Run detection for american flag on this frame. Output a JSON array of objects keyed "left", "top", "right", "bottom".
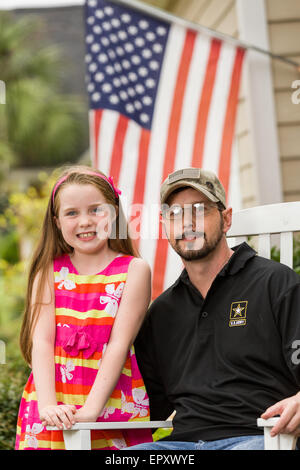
[{"left": 84, "top": 0, "right": 245, "bottom": 299}]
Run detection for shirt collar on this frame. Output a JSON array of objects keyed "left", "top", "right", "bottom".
[
  {"left": 176, "top": 242, "right": 257, "bottom": 288},
  {"left": 219, "top": 242, "right": 257, "bottom": 276}
]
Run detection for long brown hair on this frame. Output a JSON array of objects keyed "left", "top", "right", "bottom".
[{"left": 20, "top": 165, "right": 139, "bottom": 365}]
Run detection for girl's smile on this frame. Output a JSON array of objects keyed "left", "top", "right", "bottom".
[{"left": 77, "top": 231, "right": 97, "bottom": 241}]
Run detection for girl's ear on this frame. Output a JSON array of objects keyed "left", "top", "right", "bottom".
[
  {"left": 111, "top": 204, "right": 118, "bottom": 223},
  {"left": 54, "top": 216, "right": 61, "bottom": 230}
]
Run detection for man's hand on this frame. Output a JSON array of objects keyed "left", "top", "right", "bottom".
[{"left": 261, "top": 392, "right": 300, "bottom": 437}]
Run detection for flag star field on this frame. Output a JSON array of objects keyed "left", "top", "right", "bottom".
[{"left": 85, "top": 0, "right": 169, "bottom": 130}]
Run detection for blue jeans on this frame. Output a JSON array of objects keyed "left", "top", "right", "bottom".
[{"left": 125, "top": 435, "right": 265, "bottom": 450}]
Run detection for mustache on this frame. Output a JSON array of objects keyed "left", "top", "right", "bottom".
[{"left": 175, "top": 231, "right": 205, "bottom": 240}]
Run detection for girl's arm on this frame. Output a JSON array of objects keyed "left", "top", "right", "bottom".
[
  {"left": 31, "top": 266, "right": 76, "bottom": 429},
  {"left": 75, "top": 257, "right": 151, "bottom": 422}
]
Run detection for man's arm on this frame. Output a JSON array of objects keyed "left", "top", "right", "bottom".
[{"left": 261, "top": 282, "right": 300, "bottom": 436}]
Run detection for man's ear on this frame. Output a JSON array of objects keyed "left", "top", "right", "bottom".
[{"left": 222, "top": 207, "right": 232, "bottom": 234}]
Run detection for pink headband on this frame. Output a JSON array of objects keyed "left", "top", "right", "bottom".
[{"left": 52, "top": 172, "right": 122, "bottom": 205}]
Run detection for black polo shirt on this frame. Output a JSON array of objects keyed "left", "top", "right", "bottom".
[{"left": 134, "top": 243, "right": 300, "bottom": 442}]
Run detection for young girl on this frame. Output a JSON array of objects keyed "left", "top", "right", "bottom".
[{"left": 15, "top": 165, "right": 153, "bottom": 450}]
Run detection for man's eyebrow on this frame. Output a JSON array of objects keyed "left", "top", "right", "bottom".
[{"left": 170, "top": 200, "right": 209, "bottom": 206}]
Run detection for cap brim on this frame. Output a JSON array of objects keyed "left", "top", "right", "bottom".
[{"left": 161, "top": 181, "right": 219, "bottom": 205}]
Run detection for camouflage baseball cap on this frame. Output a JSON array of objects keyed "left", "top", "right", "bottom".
[{"left": 160, "top": 168, "right": 226, "bottom": 207}]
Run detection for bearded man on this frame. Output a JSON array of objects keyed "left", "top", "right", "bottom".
[{"left": 128, "top": 168, "right": 300, "bottom": 451}]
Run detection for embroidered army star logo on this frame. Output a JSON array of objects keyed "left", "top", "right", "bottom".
[{"left": 229, "top": 301, "right": 248, "bottom": 327}]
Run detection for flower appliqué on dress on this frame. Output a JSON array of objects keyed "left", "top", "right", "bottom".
[
  {"left": 55, "top": 267, "right": 76, "bottom": 290},
  {"left": 121, "top": 388, "right": 149, "bottom": 418},
  {"left": 100, "top": 406, "right": 115, "bottom": 420},
  {"left": 25, "top": 423, "right": 44, "bottom": 449},
  {"left": 112, "top": 438, "right": 127, "bottom": 449},
  {"left": 60, "top": 360, "right": 75, "bottom": 383},
  {"left": 100, "top": 283, "right": 124, "bottom": 317}
]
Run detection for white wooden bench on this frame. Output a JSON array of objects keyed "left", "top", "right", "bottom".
[
  {"left": 48, "top": 201, "right": 300, "bottom": 450},
  {"left": 227, "top": 201, "right": 300, "bottom": 269},
  {"left": 47, "top": 417, "right": 298, "bottom": 450}
]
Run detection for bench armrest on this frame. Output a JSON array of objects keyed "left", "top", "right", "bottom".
[
  {"left": 257, "top": 417, "right": 297, "bottom": 450},
  {"left": 46, "top": 420, "right": 173, "bottom": 449}
]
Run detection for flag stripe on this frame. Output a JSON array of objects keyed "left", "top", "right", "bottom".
[
  {"left": 191, "top": 39, "right": 222, "bottom": 167},
  {"left": 93, "top": 109, "right": 103, "bottom": 168},
  {"left": 97, "top": 110, "right": 120, "bottom": 176},
  {"left": 218, "top": 47, "right": 245, "bottom": 195},
  {"left": 201, "top": 43, "right": 236, "bottom": 174},
  {"left": 152, "top": 29, "right": 197, "bottom": 299},
  {"left": 130, "top": 128, "right": 151, "bottom": 248},
  {"left": 162, "top": 29, "right": 197, "bottom": 178},
  {"left": 174, "top": 33, "right": 212, "bottom": 170},
  {"left": 109, "top": 114, "right": 129, "bottom": 183},
  {"left": 132, "top": 129, "right": 151, "bottom": 209},
  {"left": 89, "top": 110, "right": 95, "bottom": 167},
  {"left": 118, "top": 118, "right": 141, "bottom": 210}
]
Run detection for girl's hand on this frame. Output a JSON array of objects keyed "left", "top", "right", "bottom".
[
  {"left": 74, "top": 406, "right": 99, "bottom": 423},
  {"left": 40, "top": 404, "right": 77, "bottom": 429}
]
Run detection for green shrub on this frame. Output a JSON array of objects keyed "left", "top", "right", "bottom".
[
  {"left": 271, "top": 236, "right": 300, "bottom": 275},
  {"left": 0, "top": 260, "right": 26, "bottom": 327},
  {"left": 0, "top": 259, "right": 29, "bottom": 449},
  {"left": 0, "top": 355, "right": 30, "bottom": 450},
  {"left": 0, "top": 231, "right": 19, "bottom": 264}
]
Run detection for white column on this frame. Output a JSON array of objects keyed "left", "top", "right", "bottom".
[{"left": 236, "top": 0, "right": 283, "bottom": 205}]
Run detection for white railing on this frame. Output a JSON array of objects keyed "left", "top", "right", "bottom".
[{"left": 47, "top": 420, "right": 172, "bottom": 450}]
